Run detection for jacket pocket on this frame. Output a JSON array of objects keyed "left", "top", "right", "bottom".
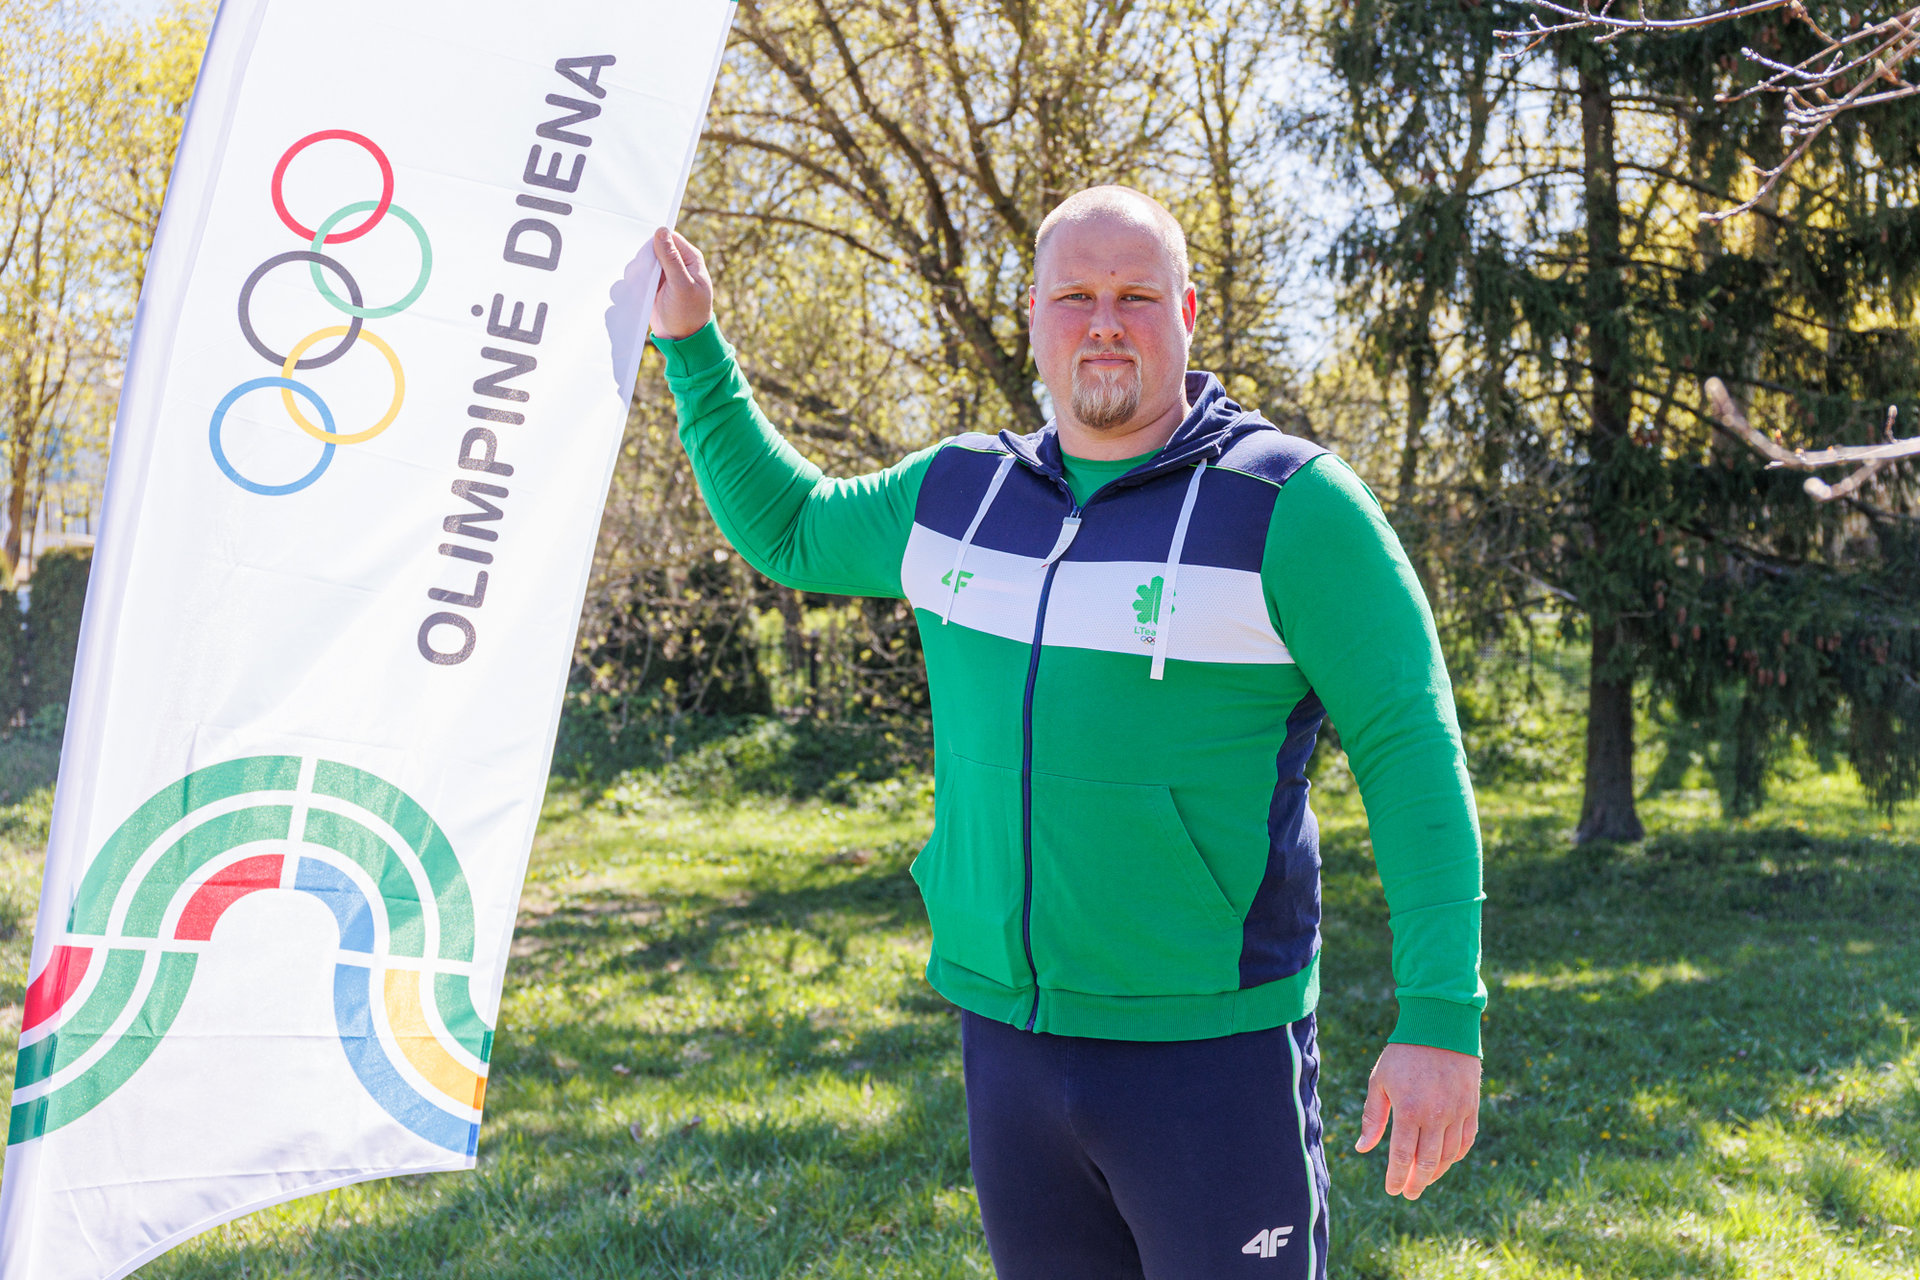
[
  {"left": 1028, "top": 771, "right": 1240, "bottom": 997},
  {"left": 910, "top": 752, "right": 1028, "bottom": 989}
]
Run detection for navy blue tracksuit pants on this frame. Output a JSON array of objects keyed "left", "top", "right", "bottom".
[{"left": 962, "top": 1010, "right": 1330, "bottom": 1280}]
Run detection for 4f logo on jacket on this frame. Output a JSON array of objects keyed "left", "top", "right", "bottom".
[{"left": 1241, "top": 1225, "right": 1294, "bottom": 1258}]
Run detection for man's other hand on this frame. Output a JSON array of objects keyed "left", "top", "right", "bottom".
[
  {"left": 1353, "top": 1042, "right": 1481, "bottom": 1200},
  {"left": 651, "top": 226, "right": 714, "bottom": 341}
]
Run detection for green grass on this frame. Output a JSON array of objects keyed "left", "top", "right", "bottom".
[{"left": 0, "top": 741, "right": 1915, "bottom": 1278}]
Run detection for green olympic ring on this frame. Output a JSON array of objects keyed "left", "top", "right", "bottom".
[{"left": 306, "top": 200, "right": 432, "bottom": 319}]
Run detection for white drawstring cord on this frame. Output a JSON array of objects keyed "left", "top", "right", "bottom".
[
  {"left": 941, "top": 455, "right": 1016, "bottom": 624},
  {"left": 1150, "top": 460, "right": 1208, "bottom": 681}
]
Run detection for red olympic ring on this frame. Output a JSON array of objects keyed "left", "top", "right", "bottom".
[{"left": 271, "top": 130, "right": 394, "bottom": 245}]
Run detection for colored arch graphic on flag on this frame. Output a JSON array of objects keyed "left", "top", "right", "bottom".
[{"left": 8, "top": 757, "right": 493, "bottom": 1156}]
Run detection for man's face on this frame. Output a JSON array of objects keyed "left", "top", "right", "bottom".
[{"left": 1028, "top": 212, "right": 1197, "bottom": 438}]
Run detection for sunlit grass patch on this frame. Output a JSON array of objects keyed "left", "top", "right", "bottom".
[{"left": 0, "top": 724, "right": 1913, "bottom": 1276}]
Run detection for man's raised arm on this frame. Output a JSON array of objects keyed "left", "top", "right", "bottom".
[{"left": 648, "top": 227, "right": 939, "bottom": 598}]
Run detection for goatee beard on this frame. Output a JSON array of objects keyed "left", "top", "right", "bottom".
[{"left": 1071, "top": 362, "right": 1142, "bottom": 430}]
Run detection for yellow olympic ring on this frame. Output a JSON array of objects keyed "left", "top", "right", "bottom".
[{"left": 278, "top": 325, "right": 405, "bottom": 445}]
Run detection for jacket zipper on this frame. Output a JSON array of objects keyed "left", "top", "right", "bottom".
[
  {"left": 1010, "top": 445, "right": 1222, "bottom": 1032},
  {"left": 1018, "top": 491, "right": 1077, "bottom": 1031}
]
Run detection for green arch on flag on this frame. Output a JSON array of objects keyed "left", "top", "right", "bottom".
[
  {"left": 67, "top": 756, "right": 303, "bottom": 934},
  {"left": 313, "top": 760, "right": 476, "bottom": 962},
  {"left": 9, "top": 952, "right": 198, "bottom": 1145},
  {"left": 12, "top": 756, "right": 494, "bottom": 1145}
]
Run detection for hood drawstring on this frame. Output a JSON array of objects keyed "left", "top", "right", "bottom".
[
  {"left": 1041, "top": 515, "right": 1082, "bottom": 566},
  {"left": 1150, "top": 460, "right": 1208, "bottom": 681},
  {"left": 941, "top": 454, "right": 1016, "bottom": 624}
]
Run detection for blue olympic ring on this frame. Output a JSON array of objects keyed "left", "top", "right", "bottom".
[{"left": 209, "top": 378, "right": 338, "bottom": 496}]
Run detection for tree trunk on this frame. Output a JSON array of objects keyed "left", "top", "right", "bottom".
[
  {"left": 1576, "top": 624, "right": 1644, "bottom": 843},
  {"left": 1574, "top": 55, "right": 1644, "bottom": 843},
  {"left": 6, "top": 344, "right": 35, "bottom": 578}
]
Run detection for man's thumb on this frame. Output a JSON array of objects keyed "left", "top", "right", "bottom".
[
  {"left": 654, "top": 226, "right": 692, "bottom": 284},
  {"left": 1355, "top": 1075, "right": 1390, "bottom": 1153}
]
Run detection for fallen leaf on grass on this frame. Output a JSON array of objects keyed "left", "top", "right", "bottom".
[
  {"left": 679, "top": 1115, "right": 705, "bottom": 1135},
  {"left": 823, "top": 849, "right": 875, "bottom": 867},
  {"left": 611, "top": 1063, "right": 632, "bottom": 1076}
]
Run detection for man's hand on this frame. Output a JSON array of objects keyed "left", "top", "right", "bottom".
[
  {"left": 1353, "top": 1042, "right": 1481, "bottom": 1200},
  {"left": 650, "top": 226, "right": 714, "bottom": 341}
]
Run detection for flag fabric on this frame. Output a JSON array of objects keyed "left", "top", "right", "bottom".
[{"left": 0, "top": 1, "right": 732, "bottom": 1274}]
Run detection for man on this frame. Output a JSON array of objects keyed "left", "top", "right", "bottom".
[{"left": 646, "top": 186, "right": 1484, "bottom": 1279}]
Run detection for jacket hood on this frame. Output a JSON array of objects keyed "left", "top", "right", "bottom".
[{"left": 995, "top": 371, "right": 1268, "bottom": 487}]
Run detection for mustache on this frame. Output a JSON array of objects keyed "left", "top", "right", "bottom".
[{"left": 1074, "top": 344, "right": 1138, "bottom": 364}]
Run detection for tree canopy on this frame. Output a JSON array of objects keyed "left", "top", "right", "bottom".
[{"left": 9, "top": 0, "right": 1918, "bottom": 828}]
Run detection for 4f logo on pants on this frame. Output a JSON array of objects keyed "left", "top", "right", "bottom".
[{"left": 1242, "top": 1225, "right": 1295, "bottom": 1258}]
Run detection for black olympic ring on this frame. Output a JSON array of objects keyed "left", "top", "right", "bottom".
[{"left": 236, "top": 251, "right": 366, "bottom": 371}]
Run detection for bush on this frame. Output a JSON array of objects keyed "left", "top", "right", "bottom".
[
  {"left": 599, "top": 714, "right": 923, "bottom": 809},
  {"left": 0, "top": 589, "right": 25, "bottom": 728},
  {"left": 26, "top": 547, "right": 90, "bottom": 716}
]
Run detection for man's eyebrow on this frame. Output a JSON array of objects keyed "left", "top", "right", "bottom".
[{"left": 1046, "top": 277, "right": 1168, "bottom": 292}]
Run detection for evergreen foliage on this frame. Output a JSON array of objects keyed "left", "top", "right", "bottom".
[
  {"left": 1323, "top": 0, "right": 1920, "bottom": 828},
  {"left": 0, "top": 588, "right": 24, "bottom": 728},
  {"left": 25, "top": 545, "right": 88, "bottom": 717}
]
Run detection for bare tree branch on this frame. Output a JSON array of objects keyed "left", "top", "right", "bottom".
[
  {"left": 1501, "top": 0, "right": 1920, "bottom": 221},
  {"left": 1704, "top": 375, "right": 1920, "bottom": 500}
]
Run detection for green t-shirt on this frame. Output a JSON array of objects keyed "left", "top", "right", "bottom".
[{"left": 1061, "top": 449, "right": 1162, "bottom": 507}]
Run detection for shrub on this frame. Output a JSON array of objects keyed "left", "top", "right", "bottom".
[{"left": 26, "top": 547, "right": 91, "bottom": 716}]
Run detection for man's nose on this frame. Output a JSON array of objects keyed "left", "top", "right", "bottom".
[{"left": 1088, "top": 297, "right": 1124, "bottom": 342}]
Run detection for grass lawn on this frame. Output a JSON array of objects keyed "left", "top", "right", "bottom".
[{"left": 0, "top": 740, "right": 1916, "bottom": 1277}]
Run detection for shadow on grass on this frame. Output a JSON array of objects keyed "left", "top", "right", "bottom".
[
  {"left": 1318, "top": 822, "right": 1920, "bottom": 1277},
  {"left": 87, "top": 795, "right": 1920, "bottom": 1277}
]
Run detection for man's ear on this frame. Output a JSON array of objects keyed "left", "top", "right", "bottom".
[
  {"left": 1027, "top": 283, "right": 1037, "bottom": 327},
  {"left": 1182, "top": 284, "right": 1198, "bottom": 336}
]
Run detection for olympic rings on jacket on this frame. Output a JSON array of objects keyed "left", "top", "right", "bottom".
[{"left": 213, "top": 131, "right": 431, "bottom": 496}]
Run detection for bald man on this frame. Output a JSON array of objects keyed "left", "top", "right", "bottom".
[{"left": 647, "top": 187, "right": 1485, "bottom": 1280}]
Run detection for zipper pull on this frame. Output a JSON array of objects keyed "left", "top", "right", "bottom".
[{"left": 1041, "top": 513, "right": 1082, "bottom": 566}]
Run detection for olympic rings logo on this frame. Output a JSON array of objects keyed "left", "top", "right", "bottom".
[{"left": 212, "top": 130, "right": 432, "bottom": 496}]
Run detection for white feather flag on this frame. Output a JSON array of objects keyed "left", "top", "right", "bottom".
[{"left": 0, "top": 1, "right": 732, "bottom": 1274}]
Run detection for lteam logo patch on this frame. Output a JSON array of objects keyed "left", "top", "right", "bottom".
[
  {"left": 212, "top": 130, "right": 433, "bottom": 496},
  {"left": 1131, "top": 574, "right": 1173, "bottom": 644},
  {"left": 9, "top": 757, "right": 493, "bottom": 1156}
]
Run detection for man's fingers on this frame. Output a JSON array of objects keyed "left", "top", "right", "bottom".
[
  {"left": 1354, "top": 1074, "right": 1390, "bottom": 1154},
  {"left": 1359, "top": 1042, "right": 1483, "bottom": 1199},
  {"left": 1437, "top": 1117, "right": 1466, "bottom": 1170},
  {"left": 1382, "top": 1106, "right": 1419, "bottom": 1197},
  {"left": 1402, "top": 1114, "right": 1446, "bottom": 1200}
]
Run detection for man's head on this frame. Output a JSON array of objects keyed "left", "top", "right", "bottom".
[{"left": 1029, "top": 186, "right": 1197, "bottom": 451}]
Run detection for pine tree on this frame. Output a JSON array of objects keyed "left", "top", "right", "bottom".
[{"left": 1324, "top": 0, "right": 1920, "bottom": 835}]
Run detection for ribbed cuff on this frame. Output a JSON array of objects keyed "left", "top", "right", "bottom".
[
  {"left": 652, "top": 319, "right": 729, "bottom": 379},
  {"left": 1388, "top": 996, "right": 1483, "bottom": 1057}
]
